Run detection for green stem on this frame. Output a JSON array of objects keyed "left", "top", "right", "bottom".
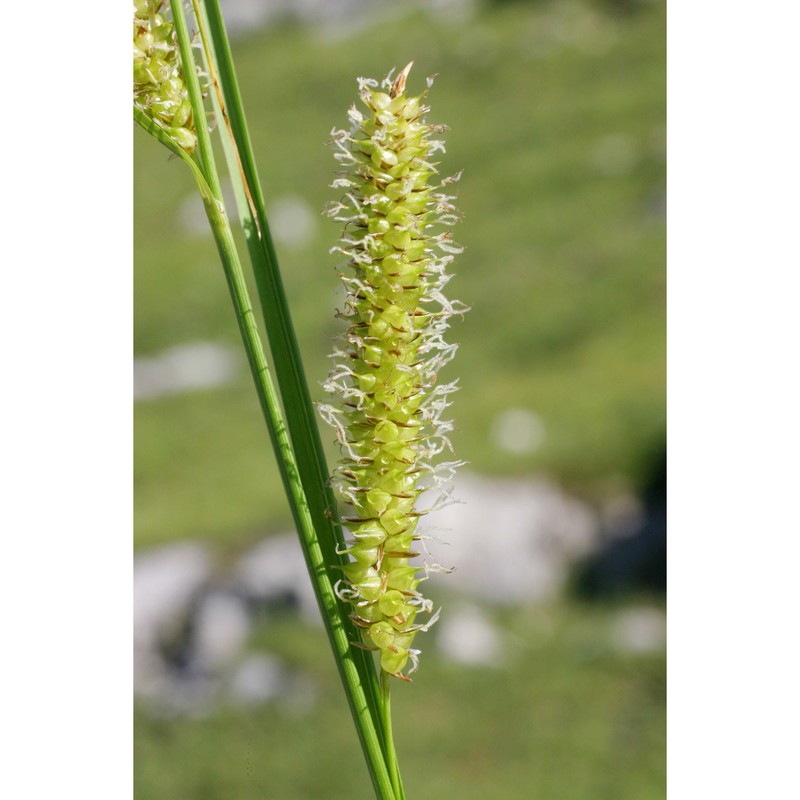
[
  {"left": 202, "top": 201, "right": 399, "bottom": 800},
  {"left": 380, "top": 672, "right": 405, "bottom": 800},
  {"left": 144, "top": 4, "right": 399, "bottom": 798},
  {"left": 193, "top": 0, "right": 394, "bottom": 786},
  {"left": 202, "top": 196, "right": 398, "bottom": 800}
]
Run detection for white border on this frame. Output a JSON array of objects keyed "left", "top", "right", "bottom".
[
  {"left": 1, "top": 4, "right": 132, "bottom": 798},
  {"left": 669, "top": 1, "right": 799, "bottom": 796}
]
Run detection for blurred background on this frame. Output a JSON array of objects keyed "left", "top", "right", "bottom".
[{"left": 134, "top": 0, "right": 665, "bottom": 797}]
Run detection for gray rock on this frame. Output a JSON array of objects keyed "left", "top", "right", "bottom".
[
  {"left": 421, "top": 472, "right": 599, "bottom": 605},
  {"left": 227, "top": 655, "right": 318, "bottom": 714},
  {"left": 191, "top": 590, "right": 251, "bottom": 673},
  {"left": 218, "top": 0, "right": 285, "bottom": 35},
  {"left": 134, "top": 541, "right": 212, "bottom": 693},
  {"left": 134, "top": 342, "right": 238, "bottom": 401},
  {"left": 436, "top": 605, "right": 504, "bottom": 667},
  {"left": 610, "top": 606, "right": 666, "bottom": 654},
  {"left": 234, "top": 533, "right": 321, "bottom": 624},
  {"left": 228, "top": 654, "right": 286, "bottom": 707}
]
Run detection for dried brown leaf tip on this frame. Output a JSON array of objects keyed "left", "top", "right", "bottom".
[{"left": 390, "top": 62, "right": 414, "bottom": 99}]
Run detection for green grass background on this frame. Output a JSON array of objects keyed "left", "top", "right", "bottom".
[
  {"left": 136, "top": 602, "right": 665, "bottom": 799},
  {"left": 135, "top": 0, "right": 665, "bottom": 796}
]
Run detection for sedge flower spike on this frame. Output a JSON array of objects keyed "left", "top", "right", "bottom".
[
  {"left": 320, "top": 64, "right": 467, "bottom": 681},
  {"left": 133, "top": 0, "right": 198, "bottom": 154}
]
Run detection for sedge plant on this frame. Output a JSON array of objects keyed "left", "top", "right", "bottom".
[
  {"left": 134, "top": 3, "right": 463, "bottom": 797},
  {"left": 320, "top": 64, "right": 466, "bottom": 682}
]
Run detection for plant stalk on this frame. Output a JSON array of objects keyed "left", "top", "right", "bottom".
[
  {"left": 190, "top": 0, "right": 403, "bottom": 793},
  {"left": 139, "top": 3, "right": 402, "bottom": 797},
  {"left": 381, "top": 672, "right": 405, "bottom": 800}
]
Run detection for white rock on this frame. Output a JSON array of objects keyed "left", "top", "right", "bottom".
[
  {"left": 228, "top": 654, "right": 286, "bottom": 707},
  {"left": 134, "top": 542, "right": 211, "bottom": 643},
  {"left": 421, "top": 472, "right": 599, "bottom": 605},
  {"left": 134, "top": 342, "right": 238, "bottom": 400},
  {"left": 611, "top": 606, "right": 666, "bottom": 654},
  {"left": 218, "top": 0, "right": 284, "bottom": 35},
  {"left": 436, "top": 605, "right": 503, "bottom": 666},
  {"left": 191, "top": 591, "right": 250, "bottom": 672},
  {"left": 234, "top": 533, "right": 320, "bottom": 624},
  {"left": 134, "top": 542, "right": 212, "bottom": 691}
]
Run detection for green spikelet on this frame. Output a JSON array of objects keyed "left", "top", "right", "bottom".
[
  {"left": 320, "top": 64, "right": 466, "bottom": 680},
  {"left": 133, "top": 0, "right": 198, "bottom": 154}
]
